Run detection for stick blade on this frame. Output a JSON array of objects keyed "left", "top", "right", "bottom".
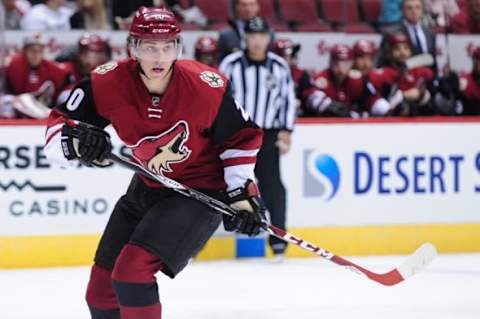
[
  {"left": 396, "top": 243, "right": 437, "bottom": 280},
  {"left": 405, "top": 54, "right": 434, "bottom": 69}
]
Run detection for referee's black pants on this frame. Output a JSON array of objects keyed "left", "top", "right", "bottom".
[{"left": 255, "top": 129, "right": 287, "bottom": 255}]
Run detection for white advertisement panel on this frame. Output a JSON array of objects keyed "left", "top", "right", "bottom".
[
  {"left": 0, "top": 125, "right": 133, "bottom": 236},
  {"left": 281, "top": 120, "right": 480, "bottom": 227},
  {"left": 2, "top": 121, "right": 480, "bottom": 239}
]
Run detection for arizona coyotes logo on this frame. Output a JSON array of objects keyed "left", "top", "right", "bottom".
[{"left": 128, "top": 121, "right": 191, "bottom": 175}]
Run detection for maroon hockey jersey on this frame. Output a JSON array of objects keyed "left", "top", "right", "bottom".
[
  {"left": 6, "top": 53, "right": 71, "bottom": 108},
  {"left": 312, "top": 69, "right": 381, "bottom": 113},
  {"left": 459, "top": 72, "right": 480, "bottom": 115},
  {"left": 368, "top": 66, "right": 434, "bottom": 94},
  {"left": 44, "top": 58, "right": 263, "bottom": 190}
]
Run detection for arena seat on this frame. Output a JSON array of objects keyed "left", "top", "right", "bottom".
[
  {"left": 178, "top": 0, "right": 192, "bottom": 9},
  {"left": 341, "top": 23, "right": 375, "bottom": 33},
  {"left": 278, "top": 0, "right": 321, "bottom": 24},
  {"left": 297, "top": 22, "right": 332, "bottom": 32},
  {"left": 320, "top": 0, "right": 359, "bottom": 25},
  {"left": 359, "top": 0, "right": 381, "bottom": 24},
  {"left": 194, "top": 0, "right": 230, "bottom": 23},
  {"left": 259, "top": 0, "right": 279, "bottom": 23}
]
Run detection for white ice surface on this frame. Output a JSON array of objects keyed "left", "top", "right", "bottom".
[{"left": 1, "top": 254, "right": 479, "bottom": 319}]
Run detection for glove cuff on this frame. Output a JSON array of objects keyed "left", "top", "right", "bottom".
[{"left": 226, "top": 179, "right": 259, "bottom": 203}]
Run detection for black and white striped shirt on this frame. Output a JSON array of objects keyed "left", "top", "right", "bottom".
[{"left": 219, "top": 51, "right": 296, "bottom": 131}]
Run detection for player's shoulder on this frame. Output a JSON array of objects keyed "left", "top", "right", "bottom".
[
  {"left": 42, "top": 59, "right": 69, "bottom": 73},
  {"left": 6, "top": 53, "right": 25, "bottom": 68},
  {"left": 92, "top": 59, "right": 128, "bottom": 78},
  {"left": 219, "top": 50, "right": 244, "bottom": 66},
  {"left": 312, "top": 69, "right": 330, "bottom": 89},
  {"left": 176, "top": 60, "right": 227, "bottom": 91},
  {"left": 267, "top": 52, "right": 289, "bottom": 69}
]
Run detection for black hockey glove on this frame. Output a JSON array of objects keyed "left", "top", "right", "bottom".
[
  {"left": 223, "top": 179, "right": 267, "bottom": 237},
  {"left": 323, "top": 101, "right": 351, "bottom": 117},
  {"left": 61, "top": 120, "right": 112, "bottom": 167}
]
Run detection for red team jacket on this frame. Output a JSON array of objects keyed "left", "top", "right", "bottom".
[
  {"left": 6, "top": 53, "right": 72, "bottom": 108},
  {"left": 312, "top": 69, "right": 381, "bottom": 113},
  {"left": 44, "top": 59, "right": 263, "bottom": 190},
  {"left": 368, "top": 66, "right": 435, "bottom": 97},
  {"left": 459, "top": 72, "right": 480, "bottom": 115}
]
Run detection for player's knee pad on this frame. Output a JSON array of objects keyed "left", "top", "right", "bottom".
[
  {"left": 86, "top": 264, "right": 120, "bottom": 319},
  {"left": 111, "top": 244, "right": 164, "bottom": 307}
]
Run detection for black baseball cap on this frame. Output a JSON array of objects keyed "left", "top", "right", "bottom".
[{"left": 244, "top": 16, "right": 270, "bottom": 33}]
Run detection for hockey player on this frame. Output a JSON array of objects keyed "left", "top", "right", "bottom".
[
  {"left": 368, "top": 32, "right": 435, "bottom": 116},
  {"left": 353, "top": 39, "right": 377, "bottom": 76},
  {"left": 434, "top": 46, "right": 480, "bottom": 115},
  {"left": 271, "top": 38, "right": 351, "bottom": 117},
  {"left": 43, "top": 6, "right": 265, "bottom": 319},
  {"left": 194, "top": 35, "right": 219, "bottom": 68},
  {"left": 56, "top": 33, "right": 112, "bottom": 104},
  {"left": 455, "top": 47, "right": 480, "bottom": 115},
  {"left": 5, "top": 33, "right": 72, "bottom": 118},
  {"left": 312, "top": 44, "right": 390, "bottom": 117},
  {"left": 61, "top": 33, "right": 112, "bottom": 84}
]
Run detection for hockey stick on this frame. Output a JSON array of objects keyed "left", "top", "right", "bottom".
[{"left": 109, "top": 152, "right": 437, "bottom": 286}]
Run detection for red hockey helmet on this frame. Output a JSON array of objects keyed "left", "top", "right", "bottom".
[
  {"left": 353, "top": 40, "right": 377, "bottom": 57},
  {"left": 472, "top": 47, "right": 480, "bottom": 60},
  {"left": 194, "top": 36, "right": 219, "bottom": 59},
  {"left": 388, "top": 32, "right": 410, "bottom": 47},
  {"left": 129, "top": 6, "right": 181, "bottom": 41},
  {"left": 23, "top": 33, "right": 46, "bottom": 48},
  {"left": 78, "top": 33, "right": 111, "bottom": 54},
  {"left": 330, "top": 44, "right": 353, "bottom": 61},
  {"left": 271, "top": 39, "right": 301, "bottom": 58}
]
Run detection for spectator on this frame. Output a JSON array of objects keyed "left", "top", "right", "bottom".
[
  {"left": 451, "top": 0, "right": 480, "bottom": 33},
  {"left": 20, "top": 0, "right": 73, "bottom": 31},
  {"left": 423, "top": 0, "right": 459, "bottom": 28},
  {"left": 378, "top": 0, "right": 403, "bottom": 32},
  {"left": 271, "top": 38, "right": 350, "bottom": 117},
  {"left": 378, "top": 0, "right": 437, "bottom": 72},
  {"left": 69, "top": 0, "right": 111, "bottom": 30},
  {"left": 218, "top": 0, "right": 260, "bottom": 61},
  {"left": 312, "top": 44, "right": 390, "bottom": 117},
  {"left": 194, "top": 36, "right": 219, "bottom": 68},
  {"left": 353, "top": 39, "right": 377, "bottom": 76},
  {"left": 4, "top": 33, "right": 72, "bottom": 118},
  {"left": 2, "top": 0, "right": 31, "bottom": 29},
  {"left": 370, "top": 33, "right": 435, "bottom": 116},
  {"left": 111, "top": 1, "right": 200, "bottom": 30}
]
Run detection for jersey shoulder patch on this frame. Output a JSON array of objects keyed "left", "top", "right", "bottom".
[
  {"left": 314, "top": 76, "right": 328, "bottom": 89},
  {"left": 94, "top": 61, "right": 118, "bottom": 75},
  {"left": 199, "top": 70, "right": 225, "bottom": 88}
]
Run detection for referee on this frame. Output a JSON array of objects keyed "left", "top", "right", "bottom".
[{"left": 219, "top": 16, "right": 296, "bottom": 259}]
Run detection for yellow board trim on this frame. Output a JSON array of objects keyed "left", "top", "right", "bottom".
[
  {"left": 1, "top": 223, "right": 479, "bottom": 268},
  {"left": 270, "top": 223, "right": 480, "bottom": 258},
  {"left": 0, "top": 234, "right": 235, "bottom": 269}
]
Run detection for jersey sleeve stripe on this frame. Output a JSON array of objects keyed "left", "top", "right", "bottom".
[
  {"left": 219, "top": 148, "right": 259, "bottom": 160},
  {"left": 221, "top": 156, "right": 257, "bottom": 167}
]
